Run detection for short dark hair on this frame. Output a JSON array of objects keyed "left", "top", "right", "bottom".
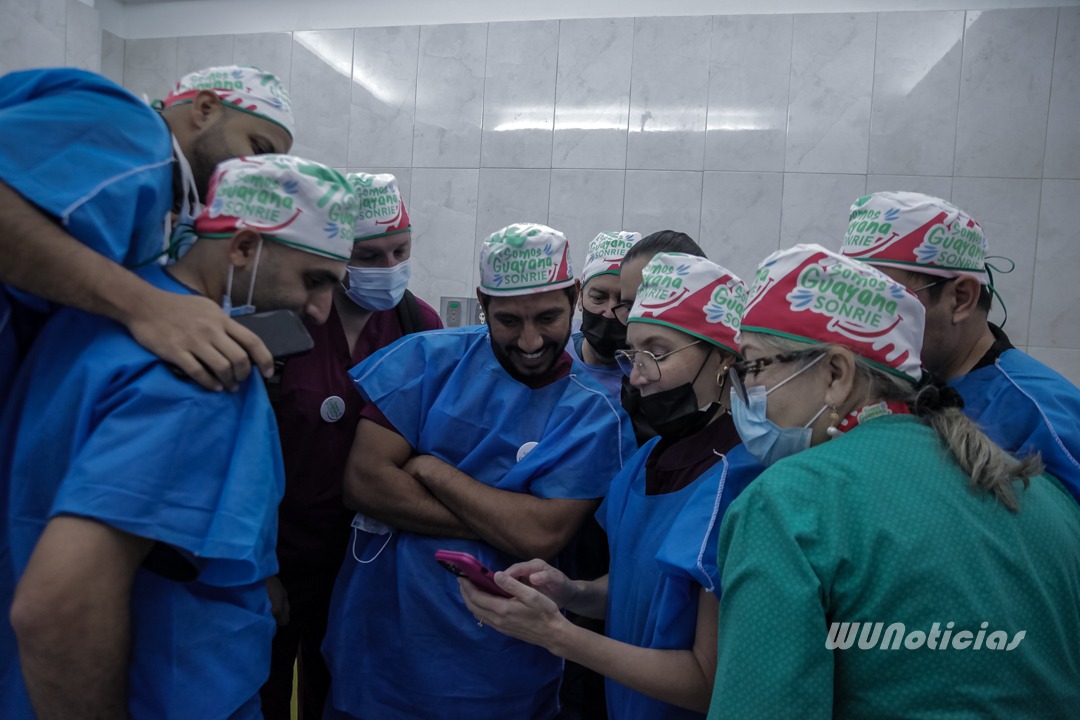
[{"left": 623, "top": 231, "right": 706, "bottom": 265}]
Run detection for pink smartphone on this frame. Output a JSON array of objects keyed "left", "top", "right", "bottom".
[{"left": 434, "top": 549, "right": 512, "bottom": 598}]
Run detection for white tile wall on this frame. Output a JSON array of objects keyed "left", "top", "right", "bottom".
[
  {"left": 5, "top": 4, "right": 1077, "bottom": 381},
  {"left": 552, "top": 18, "right": 633, "bottom": 171},
  {"left": 626, "top": 17, "right": 711, "bottom": 172},
  {"left": 705, "top": 14, "right": 792, "bottom": 173},
  {"left": 785, "top": 13, "right": 876, "bottom": 174},
  {"left": 869, "top": 11, "right": 964, "bottom": 177},
  {"left": 412, "top": 23, "right": 487, "bottom": 168},
  {"left": 348, "top": 26, "right": 420, "bottom": 169},
  {"left": 1045, "top": 8, "right": 1080, "bottom": 180},
  {"left": 65, "top": 0, "right": 100, "bottom": 74},
  {"left": 480, "top": 20, "right": 559, "bottom": 169},
  {"left": 0, "top": 0, "right": 67, "bottom": 75},
  {"left": 954, "top": 8, "right": 1057, "bottom": 178}
]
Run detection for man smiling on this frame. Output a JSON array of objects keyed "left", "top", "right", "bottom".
[{"left": 321, "top": 223, "right": 635, "bottom": 720}]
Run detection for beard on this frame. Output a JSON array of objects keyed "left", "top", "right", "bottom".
[{"left": 488, "top": 324, "right": 572, "bottom": 382}]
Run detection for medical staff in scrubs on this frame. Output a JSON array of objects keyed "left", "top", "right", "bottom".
[
  {"left": 613, "top": 231, "right": 707, "bottom": 446},
  {"left": 260, "top": 173, "right": 441, "bottom": 720},
  {"left": 840, "top": 191, "right": 1080, "bottom": 503},
  {"left": 460, "top": 254, "right": 762, "bottom": 719},
  {"left": 567, "top": 231, "right": 642, "bottom": 399},
  {"left": 560, "top": 229, "right": 640, "bottom": 720},
  {"left": 0, "top": 155, "right": 357, "bottom": 720},
  {"left": 321, "top": 223, "right": 635, "bottom": 720},
  {"left": 708, "top": 245, "right": 1080, "bottom": 718},
  {"left": 0, "top": 65, "right": 294, "bottom": 397}
]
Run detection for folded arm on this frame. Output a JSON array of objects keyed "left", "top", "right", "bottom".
[
  {"left": 408, "top": 453, "right": 599, "bottom": 561},
  {"left": 10, "top": 515, "right": 154, "bottom": 720},
  {"left": 342, "top": 418, "right": 477, "bottom": 538}
]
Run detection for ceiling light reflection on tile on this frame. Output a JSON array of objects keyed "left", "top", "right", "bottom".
[
  {"left": 295, "top": 32, "right": 352, "bottom": 79},
  {"left": 707, "top": 109, "right": 773, "bottom": 132}
]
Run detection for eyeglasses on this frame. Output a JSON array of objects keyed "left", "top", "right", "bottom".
[
  {"left": 911, "top": 277, "right": 952, "bottom": 296},
  {"left": 615, "top": 340, "right": 702, "bottom": 381},
  {"left": 611, "top": 300, "right": 634, "bottom": 326},
  {"left": 729, "top": 348, "right": 826, "bottom": 403}
]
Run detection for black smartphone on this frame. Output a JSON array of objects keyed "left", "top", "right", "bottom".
[{"left": 232, "top": 309, "right": 314, "bottom": 361}]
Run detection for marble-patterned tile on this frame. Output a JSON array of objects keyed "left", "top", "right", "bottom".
[
  {"left": 865, "top": 175, "right": 953, "bottom": 201},
  {"left": 233, "top": 32, "right": 294, "bottom": 84},
  {"left": 779, "top": 173, "right": 867, "bottom": 250},
  {"left": 699, "top": 172, "right": 784, "bottom": 282},
  {"left": 785, "top": 13, "right": 876, "bottom": 174},
  {"left": 705, "top": 14, "right": 792, "bottom": 173},
  {"left": 869, "top": 11, "right": 963, "bottom": 177},
  {"left": 347, "top": 167, "right": 413, "bottom": 211},
  {"left": 954, "top": 8, "right": 1057, "bottom": 178},
  {"left": 951, "top": 177, "right": 1042, "bottom": 346},
  {"left": 348, "top": 26, "right": 420, "bottom": 170},
  {"left": 1046, "top": 8, "right": 1080, "bottom": 179},
  {"left": 548, "top": 169, "right": 627, "bottom": 275},
  {"left": 626, "top": 17, "right": 710, "bottom": 171},
  {"left": 481, "top": 20, "right": 559, "bottom": 169},
  {"left": 290, "top": 29, "right": 353, "bottom": 166},
  {"left": 1029, "top": 180, "right": 1080, "bottom": 348},
  {"left": 475, "top": 170, "right": 552, "bottom": 256},
  {"left": 0, "top": 0, "right": 66, "bottom": 74},
  {"left": 623, "top": 171, "right": 704, "bottom": 239},
  {"left": 124, "top": 37, "right": 178, "bottom": 102},
  {"left": 177, "top": 35, "right": 235, "bottom": 76},
  {"left": 65, "top": 0, "right": 100, "bottom": 74},
  {"left": 408, "top": 168, "right": 481, "bottom": 298},
  {"left": 101, "top": 30, "right": 125, "bottom": 86},
  {"left": 413, "top": 23, "right": 487, "bottom": 169},
  {"left": 1027, "top": 347, "right": 1080, "bottom": 388},
  {"left": 552, "top": 18, "right": 633, "bottom": 170}
]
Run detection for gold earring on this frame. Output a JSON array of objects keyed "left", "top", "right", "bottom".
[
  {"left": 717, "top": 363, "right": 731, "bottom": 387},
  {"left": 826, "top": 407, "right": 841, "bottom": 439}
]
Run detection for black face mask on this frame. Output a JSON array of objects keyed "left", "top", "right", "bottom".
[
  {"left": 621, "top": 379, "right": 658, "bottom": 445},
  {"left": 633, "top": 349, "right": 718, "bottom": 440},
  {"left": 638, "top": 384, "right": 718, "bottom": 440},
  {"left": 580, "top": 308, "right": 627, "bottom": 360}
]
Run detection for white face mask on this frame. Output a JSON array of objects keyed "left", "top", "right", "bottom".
[{"left": 343, "top": 259, "right": 411, "bottom": 312}]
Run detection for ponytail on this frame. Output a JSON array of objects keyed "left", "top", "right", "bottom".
[{"left": 908, "top": 378, "right": 1041, "bottom": 512}]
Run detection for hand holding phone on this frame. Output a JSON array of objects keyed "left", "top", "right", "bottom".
[
  {"left": 434, "top": 550, "right": 512, "bottom": 598},
  {"left": 232, "top": 309, "right": 314, "bottom": 361}
]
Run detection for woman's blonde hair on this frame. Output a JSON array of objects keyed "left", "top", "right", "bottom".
[{"left": 746, "top": 332, "right": 1042, "bottom": 512}]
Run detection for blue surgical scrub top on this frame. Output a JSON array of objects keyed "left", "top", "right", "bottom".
[
  {"left": 599, "top": 440, "right": 760, "bottom": 719},
  {"left": 0, "top": 265, "right": 282, "bottom": 719},
  {"left": 0, "top": 67, "right": 174, "bottom": 396},
  {"left": 322, "top": 326, "right": 636, "bottom": 720},
  {"left": 952, "top": 348, "right": 1080, "bottom": 504}
]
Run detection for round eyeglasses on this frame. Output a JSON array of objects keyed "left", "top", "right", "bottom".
[{"left": 615, "top": 340, "right": 702, "bottom": 381}]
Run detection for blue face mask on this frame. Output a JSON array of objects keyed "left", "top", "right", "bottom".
[
  {"left": 343, "top": 259, "right": 411, "bottom": 312},
  {"left": 730, "top": 354, "right": 828, "bottom": 467}
]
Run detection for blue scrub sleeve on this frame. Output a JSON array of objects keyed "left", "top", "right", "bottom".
[
  {"left": 655, "top": 444, "right": 762, "bottom": 592},
  {"left": 49, "top": 366, "right": 281, "bottom": 586},
  {"left": 0, "top": 69, "right": 173, "bottom": 270}
]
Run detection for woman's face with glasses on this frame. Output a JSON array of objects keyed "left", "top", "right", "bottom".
[{"left": 618, "top": 323, "right": 715, "bottom": 399}]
